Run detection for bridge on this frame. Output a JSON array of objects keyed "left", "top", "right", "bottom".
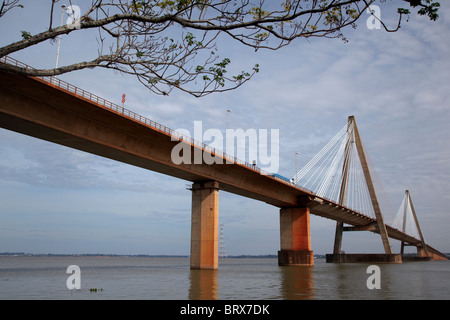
[{"left": 0, "top": 56, "right": 447, "bottom": 269}]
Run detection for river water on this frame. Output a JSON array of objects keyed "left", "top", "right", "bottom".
[{"left": 0, "top": 255, "right": 448, "bottom": 300}]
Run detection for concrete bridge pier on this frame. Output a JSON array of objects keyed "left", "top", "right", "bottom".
[
  {"left": 190, "top": 181, "right": 220, "bottom": 270},
  {"left": 278, "top": 207, "right": 314, "bottom": 266}
]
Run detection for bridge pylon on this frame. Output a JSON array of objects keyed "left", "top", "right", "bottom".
[
  {"left": 278, "top": 207, "right": 314, "bottom": 266},
  {"left": 326, "top": 116, "right": 401, "bottom": 263},
  {"left": 190, "top": 181, "right": 220, "bottom": 270},
  {"left": 399, "top": 190, "right": 430, "bottom": 260}
]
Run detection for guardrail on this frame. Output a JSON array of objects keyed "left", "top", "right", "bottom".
[{"left": 1, "top": 55, "right": 288, "bottom": 179}]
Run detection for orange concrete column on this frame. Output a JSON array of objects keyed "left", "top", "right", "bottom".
[
  {"left": 190, "top": 181, "right": 219, "bottom": 270},
  {"left": 278, "top": 207, "right": 314, "bottom": 266}
]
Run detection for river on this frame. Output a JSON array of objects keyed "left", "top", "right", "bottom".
[{"left": 0, "top": 255, "right": 448, "bottom": 300}]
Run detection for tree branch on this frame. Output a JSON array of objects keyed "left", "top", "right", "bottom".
[{"left": 0, "top": 0, "right": 441, "bottom": 97}]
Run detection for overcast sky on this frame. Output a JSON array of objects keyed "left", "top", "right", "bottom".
[{"left": 0, "top": 1, "right": 449, "bottom": 256}]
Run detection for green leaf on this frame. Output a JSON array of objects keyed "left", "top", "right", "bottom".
[
  {"left": 21, "top": 31, "right": 31, "bottom": 40},
  {"left": 397, "top": 8, "right": 411, "bottom": 15}
]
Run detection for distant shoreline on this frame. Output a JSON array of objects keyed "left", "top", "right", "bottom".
[
  {"left": 0, "top": 252, "right": 280, "bottom": 258},
  {"left": 2, "top": 252, "right": 447, "bottom": 259}
]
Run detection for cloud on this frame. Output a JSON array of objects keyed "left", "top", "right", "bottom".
[{"left": 1, "top": 1, "right": 450, "bottom": 255}]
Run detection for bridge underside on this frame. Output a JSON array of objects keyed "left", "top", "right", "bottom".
[{"left": 0, "top": 69, "right": 447, "bottom": 268}]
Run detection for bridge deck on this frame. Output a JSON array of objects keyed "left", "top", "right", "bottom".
[{"left": 0, "top": 60, "right": 446, "bottom": 260}]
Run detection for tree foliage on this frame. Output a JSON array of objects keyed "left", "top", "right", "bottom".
[{"left": 0, "top": 0, "right": 441, "bottom": 97}]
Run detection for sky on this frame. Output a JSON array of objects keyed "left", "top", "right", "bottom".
[{"left": 0, "top": 1, "right": 449, "bottom": 256}]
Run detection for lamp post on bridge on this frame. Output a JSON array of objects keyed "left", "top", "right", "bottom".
[
  {"left": 55, "top": 4, "right": 67, "bottom": 70},
  {"left": 226, "top": 109, "right": 231, "bottom": 129}
]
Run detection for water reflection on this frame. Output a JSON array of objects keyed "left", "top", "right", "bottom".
[
  {"left": 189, "top": 269, "right": 218, "bottom": 300},
  {"left": 188, "top": 263, "right": 316, "bottom": 300},
  {"left": 279, "top": 266, "right": 315, "bottom": 299}
]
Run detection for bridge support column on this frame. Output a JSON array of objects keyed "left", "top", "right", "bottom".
[
  {"left": 278, "top": 207, "right": 314, "bottom": 266},
  {"left": 190, "top": 181, "right": 219, "bottom": 270}
]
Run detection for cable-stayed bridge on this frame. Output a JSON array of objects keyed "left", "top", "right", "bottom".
[
  {"left": 291, "top": 116, "right": 446, "bottom": 262},
  {"left": 0, "top": 56, "right": 447, "bottom": 269}
]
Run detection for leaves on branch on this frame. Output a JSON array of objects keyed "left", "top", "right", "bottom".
[{"left": 0, "top": 0, "right": 441, "bottom": 97}]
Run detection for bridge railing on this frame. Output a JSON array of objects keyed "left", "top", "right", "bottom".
[{"left": 1, "top": 55, "right": 300, "bottom": 181}]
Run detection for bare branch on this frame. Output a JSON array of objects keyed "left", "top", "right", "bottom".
[{"left": 0, "top": 0, "right": 22, "bottom": 18}]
